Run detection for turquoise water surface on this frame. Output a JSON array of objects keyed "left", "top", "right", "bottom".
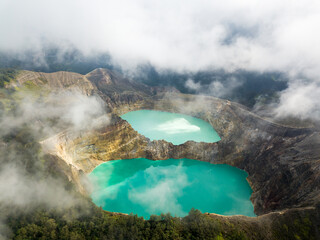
[
  {"left": 121, "top": 110, "right": 221, "bottom": 145},
  {"left": 89, "top": 158, "right": 255, "bottom": 219}
]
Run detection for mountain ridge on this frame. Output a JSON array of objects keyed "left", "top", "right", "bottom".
[{"left": 2, "top": 67, "right": 319, "bottom": 239}]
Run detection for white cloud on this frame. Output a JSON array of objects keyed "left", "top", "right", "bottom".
[
  {"left": 155, "top": 118, "right": 200, "bottom": 134},
  {"left": 274, "top": 81, "right": 320, "bottom": 120},
  {"left": 129, "top": 165, "right": 189, "bottom": 216},
  {"left": 185, "top": 79, "right": 201, "bottom": 91},
  {"left": 1, "top": 0, "right": 320, "bottom": 119}
]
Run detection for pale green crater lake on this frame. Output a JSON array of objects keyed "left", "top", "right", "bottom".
[
  {"left": 89, "top": 158, "right": 255, "bottom": 219},
  {"left": 121, "top": 110, "right": 221, "bottom": 145}
]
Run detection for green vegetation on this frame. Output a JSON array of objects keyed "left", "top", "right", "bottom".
[
  {"left": 272, "top": 213, "right": 318, "bottom": 240},
  {"left": 0, "top": 68, "right": 19, "bottom": 88},
  {"left": 8, "top": 207, "right": 250, "bottom": 240},
  {"left": 14, "top": 80, "right": 49, "bottom": 99}
]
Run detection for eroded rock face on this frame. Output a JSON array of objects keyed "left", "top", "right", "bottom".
[
  {"left": 16, "top": 68, "right": 319, "bottom": 217},
  {"left": 42, "top": 116, "right": 218, "bottom": 174}
]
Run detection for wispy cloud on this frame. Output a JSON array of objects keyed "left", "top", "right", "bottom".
[
  {"left": 185, "top": 76, "right": 243, "bottom": 98},
  {"left": 0, "top": 91, "right": 109, "bottom": 137},
  {"left": 274, "top": 81, "right": 320, "bottom": 120},
  {"left": 0, "top": 164, "right": 76, "bottom": 208},
  {"left": 0, "top": 0, "right": 319, "bottom": 75},
  {"left": 129, "top": 164, "right": 190, "bottom": 217}
]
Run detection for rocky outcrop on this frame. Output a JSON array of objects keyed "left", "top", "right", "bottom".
[{"left": 85, "top": 68, "right": 155, "bottom": 111}]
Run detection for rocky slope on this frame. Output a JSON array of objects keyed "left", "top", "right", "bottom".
[
  {"left": 14, "top": 70, "right": 96, "bottom": 95},
  {"left": 9, "top": 69, "right": 320, "bottom": 230}
]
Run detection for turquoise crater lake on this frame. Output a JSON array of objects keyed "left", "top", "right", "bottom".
[
  {"left": 89, "top": 158, "right": 255, "bottom": 219},
  {"left": 121, "top": 110, "right": 221, "bottom": 145}
]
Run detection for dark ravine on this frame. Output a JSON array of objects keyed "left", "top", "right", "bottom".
[{"left": 11, "top": 68, "right": 320, "bottom": 238}]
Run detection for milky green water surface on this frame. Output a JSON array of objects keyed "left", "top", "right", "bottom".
[
  {"left": 89, "top": 158, "right": 255, "bottom": 219},
  {"left": 121, "top": 110, "right": 221, "bottom": 145}
]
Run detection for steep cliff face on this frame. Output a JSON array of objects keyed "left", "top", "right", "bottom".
[
  {"left": 85, "top": 68, "right": 155, "bottom": 111},
  {"left": 41, "top": 116, "right": 218, "bottom": 174},
  {"left": 11, "top": 68, "right": 319, "bottom": 218}
]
